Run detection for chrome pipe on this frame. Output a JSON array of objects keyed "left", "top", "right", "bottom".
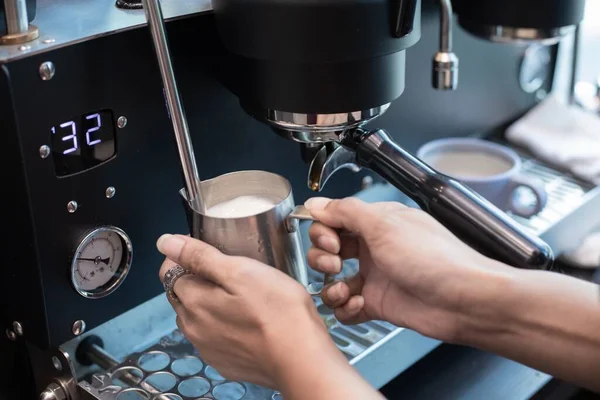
[
  {"left": 141, "top": 0, "right": 206, "bottom": 213},
  {"left": 4, "top": 0, "right": 29, "bottom": 34},
  {"left": 432, "top": 0, "right": 459, "bottom": 90}
]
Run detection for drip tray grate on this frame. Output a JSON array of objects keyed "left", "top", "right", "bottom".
[{"left": 79, "top": 296, "right": 398, "bottom": 399}]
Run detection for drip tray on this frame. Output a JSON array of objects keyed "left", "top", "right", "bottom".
[
  {"left": 78, "top": 297, "right": 398, "bottom": 400},
  {"left": 79, "top": 329, "right": 274, "bottom": 399}
]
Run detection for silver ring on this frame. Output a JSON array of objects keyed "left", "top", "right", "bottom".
[{"left": 163, "top": 265, "right": 192, "bottom": 303}]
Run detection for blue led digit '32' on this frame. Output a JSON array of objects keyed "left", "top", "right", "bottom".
[{"left": 50, "top": 109, "right": 117, "bottom": 177}]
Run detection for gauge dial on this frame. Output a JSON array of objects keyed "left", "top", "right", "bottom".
[{"left": 71, "top": 226, "right": 133, "bottom": 299}]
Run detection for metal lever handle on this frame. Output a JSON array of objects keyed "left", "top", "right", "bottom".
[
  {"left": 286, "top": 205, "right": 336, "bottom": 295},
  {"left": 347, "top": 129, "right": 554, "bottom": 270}
]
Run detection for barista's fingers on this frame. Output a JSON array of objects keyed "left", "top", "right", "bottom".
[
  {"left": 305, "top": 197, "right": 380, "bottom": 237},
  {"left": 321, "top": 274, "right": 364, "bottom": 308},
  {"left": 307, "top": 248, "right": 342, "bottom": 275},
  {"left": 173, "top": 275, "right": 221, "bottom": 310},
  {"left": 334, "top": 296, "right": 369, "bottom": 325},
  {"left": 309, "top": 223, "right": 341, "bottom": 254},
  {"left": 157, "top": 234, "right": 229, "bottom": 285}
]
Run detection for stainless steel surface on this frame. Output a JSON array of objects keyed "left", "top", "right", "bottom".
[
  {"left": 67, "top": 201, "right": 78, "bottom": 213},
  {"left": 432, "top": 0, "right": 458, "bottom": 90},
  {"left": 460, "top": 21, "right": 576, "bottom": 45},
  {"left": 0, "top": 0, "right": 213, "bottom": 63},
  {"left": 250, "top": 105, "right": 390, "bottom": 144},
  {"left": 142, "top": 0, "right": 205, "bottom": 214},
  {"left": 181, "top": 170, "right": 310, "bottom": 289},
  {"left": 39, "top": 145, "right": 51, "bottom": 159},
  {"left": 569, "top": 24, "right": 581, "bottom": 105},
  {"left": 5, "top": 328, "right": 16, "bottom": 341},
  {"left": 39, "top": 383, "right": 67, "bottom": 400},
  {"left": 105, "top": 187, "right": 116, "bottom": 199},
  {"left": 307, "top": 144, "right": 360, "bottom": 192},
  {"left": 72, "top": 320, "right": 87, "bottom": 336},
  {"left": 116, "top": 116, "right": 128, "bottom": 129},
  {"left": 12, "top": 320, "right": 23, "bottom": 336},
  {"left": 4, "top": 0, "right": 28, "bottom": 34},
  {"left": 39, "top": 61, "right": 55, "bottom": 81}
]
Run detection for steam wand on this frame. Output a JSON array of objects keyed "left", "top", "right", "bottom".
[{"left": 141, "top": 0, "right": 206, "bottom": 213}]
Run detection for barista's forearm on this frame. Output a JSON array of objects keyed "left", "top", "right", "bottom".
[
  {"left": 461, "top": 265, "right": 600, "bottom": 392},
  {"left": 274, "top": 335, "right": 383, "bottom": 400}
]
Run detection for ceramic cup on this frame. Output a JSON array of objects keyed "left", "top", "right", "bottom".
[{"left": 417, "top": 138, "right": 547, "bottom": 218}]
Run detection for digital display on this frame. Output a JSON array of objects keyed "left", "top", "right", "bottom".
[{"left": 50, "top": 110, "right": 116, "bottom": 177}]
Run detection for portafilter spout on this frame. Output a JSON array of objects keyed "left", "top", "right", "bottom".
[{"left": 142, "top": 0, "right": 206, "bottom": 213}]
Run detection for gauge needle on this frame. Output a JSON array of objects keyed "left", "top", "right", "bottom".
[{"left": 77, "top": 257, "right": 111, "bottom": 265}]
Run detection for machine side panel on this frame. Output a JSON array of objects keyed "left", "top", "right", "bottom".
[{"left": 0, "top": 64, "right": 45, "bottom": 400}]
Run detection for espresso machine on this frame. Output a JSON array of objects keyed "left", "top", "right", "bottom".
[{"left": 0, "top": 0, "right": 591, "bottom": 399}]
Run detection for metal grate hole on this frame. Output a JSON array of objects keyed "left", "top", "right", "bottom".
[
  {"left": 142, "top": 372, "right": 177, "bottom": 393},
  {"left": 330, "top": 335, "right": 351, "bottom": 348},
  {"left": 151, "top": 395, "right": 182, "bottom": 400},
  {"left": 170, "top": 356, "right": 203, "bottom": 377},
  {"left": 317, "top": 304, "right": 334, "bottom": 315},
  {"left": 332, "top": 327, "right": 372, "bottom": 348},
  {"left": 213, "top": 382, "right": 247, "bottom": 400},
  {"left": 116, "top": 388, "right": 149, "bottom": 400},
  {"left": 178, "top": 377, "right": 211, "bottom": 398},
  {"left": 138, "top": 351, "right": 171, "bottom": 372},
  {"left": 205, "top": 366, "right": 225, "bottom": 381}
]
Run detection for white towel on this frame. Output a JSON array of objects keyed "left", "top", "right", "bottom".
[
  {"left": 562, "top": 231, "right": 600, "bottom": 270},
  {"left": 506, "top": 95, "right": 600, "bottom": 184}
]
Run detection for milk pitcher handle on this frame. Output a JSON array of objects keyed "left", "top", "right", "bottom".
[{"left": 286, "top": 205, "right": 336, "bottom": 296}]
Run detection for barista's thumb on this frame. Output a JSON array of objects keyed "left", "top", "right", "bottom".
[{"left": 304, "top": 197, "right": 376, "bottom": 236}]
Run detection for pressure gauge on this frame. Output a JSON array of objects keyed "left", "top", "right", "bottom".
[{"left": 71, "top": 226, "right": 133, "bottom": 299}]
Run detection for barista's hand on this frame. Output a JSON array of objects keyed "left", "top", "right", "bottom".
[
  {"left": 306, "top": 197, "right": 512, "bottom": 343},
  {"left": 156, "top": 235, "right": 343, "bottom": 389}
]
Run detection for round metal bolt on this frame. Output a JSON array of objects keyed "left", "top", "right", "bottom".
[
  {"left": 361, "top": 176, "right": 374, "bottom": 190},
  {"left": 12, "top": 321, "right": 23, "bottom": 336},
  {"left": 6, "top": 329, "right": 17, "bottom": 341},
  {"left": 39, "top": 145, "right": 51, "bottom": 159},
  {"left": 19, "top": 45, "right": 31, "bottom": 51},
  {"left": 67, "top": 201, "right": 78, "bottom": 213},
  {"left": 39, "top": 382, "right": 67, "bottom": 400},
  {"left": 117, "top": 116, "right": 128, "bottom": 128},
  {"left": 72, "top": 320, "right": 86, "bottom": 336},
  {"left": 51, "top": 356, "right": 62, "bottom": 371},
  {"left": 105, "top": 186, "right": 116, "bottom": 199},
  {"left": 39, "top": 61, "right": 55, "bottom": 81},
  {"left": 42, "top": 38, "right": 56, "bottom": 44}
]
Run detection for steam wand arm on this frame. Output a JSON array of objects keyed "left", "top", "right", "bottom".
[
  {"left": 142, "top": 0, "right": 205, "bottom": 213},
  {"left": 342, "top": 129, "right": 554, "bottom": 270}
]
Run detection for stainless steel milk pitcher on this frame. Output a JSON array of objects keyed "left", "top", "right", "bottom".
[{"left": 180, "top": 170, "right": 328, "bottom": 293}]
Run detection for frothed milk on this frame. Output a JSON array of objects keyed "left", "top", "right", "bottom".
[
  {"left": 206, "top": 195, "right": 280, "bottom": 218},
  {"left": 427, "top": 150, "right": 513, "bottom": 179}
]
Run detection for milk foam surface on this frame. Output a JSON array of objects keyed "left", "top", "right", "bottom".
[
  {"left": 206, "top": 195, "right": 279, "bottom": 218},
  {"left": 428, "top": 151, "right": 513, "bottom": 178}
]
